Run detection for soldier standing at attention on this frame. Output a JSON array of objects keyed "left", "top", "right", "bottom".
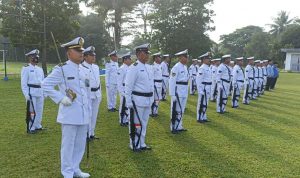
[
  {"left": 169, "top": 49, "right": 189, "bottom": 134},
  {"left": 161, "top": 54, "right": 170, "bottom": 101},
  {"left": 106, "top": 50, "right": 119, "bottom": 112},
  {"left": 196, "top": 52, "right": 212, "bottom": 123},
  {"left": 117, "top": 52, "right": 132, "bottom": 126},
  {"left": 231, "top": 57, "right": 244, "bottom": 108},
  {"left": 216, "top": 54, "right": 231, "bottom": 114},
  {"left": 21, "top": 49, "right": 45, "bottom": 134},
  {"left": 42, "top": 37, "right": 91, "bottom": 178},
  {"left": 125, "top": 43, "right": 154, "bottom": 152},
  {"left": 81, "top": 46, "right": 102, "bottom": 140},
  {"left": 151, "top": 52, "right": 163, "bottom": 117}
]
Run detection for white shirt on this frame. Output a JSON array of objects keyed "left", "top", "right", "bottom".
[
  {"left": 105, "top": 60, "right": 119, "bottom": 86},
  {"left": 42, "top": 60, "right": 91, "bottom": 125},
  {"left": 169, "top": 62, "right": 189, "bottom": 97},
  {"left": 189, "top": 64, "right": 198, "bottom": 78},
  {"left": 153, "top": 62, "right": 163, "bottom": 88},
  {"left": 232, "top": 64, "right": 244, "bottom": 85},
  {"left": 216, "top": 63, "right": 231, "bottom": 83},
  {"left": 161, "top": 61, "right": 169, "bottom": 77},
  {"left": 117, "top": 63, "right": 129, "bottom": 96},
  {"left": 21, "top": 63, "right": 44, "bottom": 97},
  {"left": 196, "top": 64, "right": 212, "bottom": 93},
  {"left": 81, "top": 61, "right": 101, "bottom": 99},
  {"left": 244, "top": 64, "right": 254, "bottom": 82},
  {"left": 125, "top": 60, "right": 154, "bottom": 107},
  {"left": 258, "top": 67, "right": 263, "bottom": 78}
]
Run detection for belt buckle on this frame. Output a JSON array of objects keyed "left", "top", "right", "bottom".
[{"left": 66, "top": 89, "right": 77, "bottom": 102}]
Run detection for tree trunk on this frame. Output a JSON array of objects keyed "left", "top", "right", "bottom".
[{"left": 114, "top": 7, "right": 122, "bottom": 49}]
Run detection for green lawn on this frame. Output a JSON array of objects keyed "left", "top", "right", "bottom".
[{"left": 0, "top": 73, "right": 300, "bottom": 177}]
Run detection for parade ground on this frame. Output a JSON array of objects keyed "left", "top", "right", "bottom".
[{"left": 1, "top": 63, "right": 300, "bottom": 177}]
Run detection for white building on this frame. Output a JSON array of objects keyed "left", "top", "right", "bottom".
[{"left": 281, "top": 48, "right": 300, "bottom": 72}]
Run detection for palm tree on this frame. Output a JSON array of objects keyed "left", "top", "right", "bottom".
[{"left": 268, "top": 11, "right": 295, "bottom": 37}]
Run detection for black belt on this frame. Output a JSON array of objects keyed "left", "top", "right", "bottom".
[
  {"left": 176, "top": 81, "right": 188, "bottom": 85},
  {"left": 249, "top": 77, "right": 254, "bottom": 80},
  {"left": 27, "top": 84, "right": 41, "bottom": 88},
  {"left": 237, "top": 80, "right": 244, "bottom": 82},
  {"left": 162, "top": 75, "right": 169, "bottom": 77},
  {"left": 221, "top": 79, "right": 230, "bottom": 83},
  {"left": 91, "top": 86, "right": 100, "bottom": 92},
  {"left": 192, "top": 74, "right": 196, "bottom": 76},
  {"left": 202, "top": 82, "right": 212, "bottom": 85},
  {"left": 255, "top": 77, "right": 259, "bottom": 78},
  {"left": 132, "top": 91, "right": 153, "bottom": 97},
  {"left": 154, "top": 80, "right": 163, "bottom": 83}
]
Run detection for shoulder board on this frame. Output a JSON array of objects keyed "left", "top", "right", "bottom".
[
  {"left": 133, "top": 62, "right": 138, "bottom": 66},
  {"left": 24, "top": 64, "right": 29, "bottom": 67},
  {"left": 58, "top": 62, "right": 67, "bottom": 67}
]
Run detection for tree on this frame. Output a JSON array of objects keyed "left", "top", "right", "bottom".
[
  {"left": 0, "top": 0, "right": 81, "bottom": 72},
  {"left": 268, "top": 11, "right": 295, "bottom": 37},
  {"left": 77, "top": 13, "right": 113, "bottom": 64},
  {"left": 87, "top": 0, "right": 139, "bottom": 49},
  {"left": 244, "top": 32, "right": 271, "bottom": 59},
  {"left": 280, "top": 24, "right": 300, "bottom": 48},
  {"left": 149, "top": 0, "right": 214, "bottom": 58},
  {"left": 220, "top": 26, "right": 263, "bottom": 57}
]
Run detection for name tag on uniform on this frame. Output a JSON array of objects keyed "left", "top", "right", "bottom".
[
  {"left": 140, "top": 70, "right": 144, "bottom": 72},
  {"left": 67, "top": 77, "right": 75, "bottom": 80}
]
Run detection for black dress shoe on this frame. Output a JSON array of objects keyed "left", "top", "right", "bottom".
[
  {"left": 171, "top": 130, "right": 179, "bottom": 134},
  {"left": 141, "top": 146, "right": 152, "bottom": 151},
  {"left": 178, "top": 128, "right": 187, "bottom": 132},
  {"left": 197, "top": 120, "right": 205, "bottom": 123},
  {"left": 27, "top": 130, "right": 37, "bottom": 134},
  {"left": 204, "top": 120, "right": 210, "bottom": 122},
  {"left": 132, "top": 148, "right": 142, "bottom": 152},
  {"left": 90, "top": 135, "right": 99, "bottom": 140},
  {"left": 36, "top": 127, "right": 47, "bottom": 131}
]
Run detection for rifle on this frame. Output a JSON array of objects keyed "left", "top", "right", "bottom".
[
  {"left": 26, "top": 100, "right": 31, "bottom": 133},
  {"left": 129, "top": 108, "right": 136, "bottom": 151},
  {"left": 86, "top": 132, "right": 89, "bottom": 159},
  {"left": 171, "top": 100, "right": 177, "bottom": 131},
  {"left": 219, "top": 87, "right": 223, "bottom": 113},
  {"left": 245, "top": 83, "right": 249, "bottom": 102},
  {"left": 198, "top": 94, "right": 204, "bottom": 121},
  {"left": 120, "top": 96, "right": 128, "bottom": 124}
]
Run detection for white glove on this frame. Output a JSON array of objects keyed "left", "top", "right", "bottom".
[
  {"left": 25, "top": 95, "right": 30, "bottom": 101},
  {"left": 60, "top": 96, "right": 72, "bottom": 106},
  {"left": 171, "top": 96, "right": 177, "bottom": 102}
]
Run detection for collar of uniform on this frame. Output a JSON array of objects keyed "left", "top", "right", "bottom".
[
  {"left": 137, "top": 59, "right": 145, "bottom": 65},
  {"left": 178, "top": 61, "right": 185, "bottom": 67},
  {"left": 67, "top": 59, "right": 79, "bottom": 68},
  {"left": 83, "top": 61, "right": 92, "bottom": 68}
]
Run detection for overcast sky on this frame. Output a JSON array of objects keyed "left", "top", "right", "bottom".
[{"left": 80, "top": 0, "right": 300, "bottom": 43}]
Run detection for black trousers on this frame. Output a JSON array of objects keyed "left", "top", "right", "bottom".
[
  {"left": 265, "top": 77, "right": 272, "bottom": 91},
  {"left": 270, "top": 77, "right": 278, "bottom": 89}
]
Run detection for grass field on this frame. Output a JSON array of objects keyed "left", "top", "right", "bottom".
[{"left": 0, "top": 70, "right": 300, "bottom": 177}]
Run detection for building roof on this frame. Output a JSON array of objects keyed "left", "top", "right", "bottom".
[{"left": 281, "top": 48, "right": 300, "bottom": 53}]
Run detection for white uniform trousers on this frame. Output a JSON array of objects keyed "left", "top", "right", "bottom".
[
  {"left": 28, "top": 96, "right": 44, "bottom": 131},
  {"left": 89, "top": 97, "right": 101, "bottom": 137},
  {"left": 231, "top": 83, "right": 242, "bottom": 108},
  {"left": 119, "top": 94, "right": 129, "bottom": 124},
  {"left": 197, "top": 86, "right": 210, "bottom": 121},
  {"left": 170, "top": 97, "right": 188, "bottom": 131},
  {"left": 243, "top": 79, "right": 254, "bottom": 104},
  {"left": 61, "top": 124, "right": 88, "bottom": 178},
  {"left": 152, "top": 86, "right": 162, "bottom": 115},
  {"left": 106, "top": 84, "right": 118, "bottom": 109},
  {"left": 129, "top": 106, "right": 150, "bottom": 149},
  {"left": 216, "top": 82, "right": 230, "bottom": 113},
  {"left": 259, "top": 78, "right": 264, "bottom": 95},
  {"left": 262, "top": 76, "right": 267, "bottom": 94},
  {"left": 162, "top": 77, "right": 169, "bottom": 100},
  {"left": 189, "top": 77, "right": 197, "bottom": 94},
  {"left": 210, "top": 80, "right": 217, "bottom": 101},
  {"left": 253, "top": 78, "right": 259, "bottom": 99}
]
